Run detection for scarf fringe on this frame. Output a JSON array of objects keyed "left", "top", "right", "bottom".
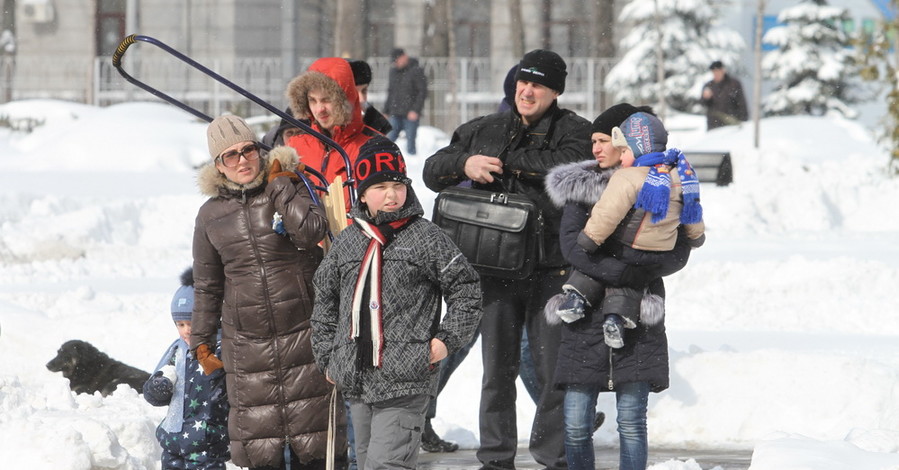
[
  {"left": 349, "top": 216, "right": 414, "bottom": 369},
  {"left": 634, "top": 148, "right": 703, "bottom": 225}
]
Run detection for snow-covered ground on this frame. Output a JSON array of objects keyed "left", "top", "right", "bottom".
[{"left": 1, "top": 99, "right": 898, "bottom": 470}]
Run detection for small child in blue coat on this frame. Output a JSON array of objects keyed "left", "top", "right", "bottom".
[{"left": 144, "top": 268, "right": 229, "bottom": 470}]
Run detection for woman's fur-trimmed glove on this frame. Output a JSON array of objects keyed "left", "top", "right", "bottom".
[
  {"left": 268, "top": 159, "right": 302, "bottom": 183},
  {"left": 195, "top": 343, "right": 224, "bottom": 375}
]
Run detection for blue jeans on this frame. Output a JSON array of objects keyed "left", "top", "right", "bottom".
[
  {"left": 386, "top": 115, "right": 419, "bottom": 155},
  {"left": 519, "top": 328, "right": 542, "bottom": 404},
  {"left": 563, "top": 381, "right": 649, "bottom": 470}
]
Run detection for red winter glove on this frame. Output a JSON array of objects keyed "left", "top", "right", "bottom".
[
  {"left": 195, "top": 343, "right": 224, "bottom": 375},
  {"left": 268, "top": 159, "right": 301, "bottom": 183}
]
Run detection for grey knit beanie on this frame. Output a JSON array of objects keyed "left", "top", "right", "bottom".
[{"left": 207, "top": 115, "right": 257, "bottom": 159}]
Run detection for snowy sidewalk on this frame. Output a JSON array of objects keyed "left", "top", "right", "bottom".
[{"left": 417, "top": 446, "right": 753, "bottom": 469}]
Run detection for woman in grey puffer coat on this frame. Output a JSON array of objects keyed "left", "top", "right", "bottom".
[{"left": 190, "top": 115, "right": 343, "bottom": 470}]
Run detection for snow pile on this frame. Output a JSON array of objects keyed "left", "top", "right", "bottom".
[{"left": 1, "top": 99, "right": 899, "bottom": 469}]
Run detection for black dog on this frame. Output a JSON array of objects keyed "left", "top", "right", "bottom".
[{"left": 46, "top": 339, "right": 151, "bottom": 396}]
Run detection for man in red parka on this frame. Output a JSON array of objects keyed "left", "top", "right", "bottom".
[{"left": 286, "top": 57, "right": 395, "bottom": 212}]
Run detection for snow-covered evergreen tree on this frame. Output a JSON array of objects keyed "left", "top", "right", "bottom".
[
  {"left": 762, "top": 0, "right": 857, "bottom": 117},
  {"left": 605, "top": 0, "right": 745, "bottom": 113},
  {"left": 857, "top": 0, "right": 899, "bottom": 174}
]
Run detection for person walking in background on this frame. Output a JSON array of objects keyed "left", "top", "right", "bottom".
[
  {"left": 144, "top": 267, "right": 229, "bottom": 470},
  {"left": 384, "top": 48, "right": 427, "bottom": 155},
  {"left": 701, "top": 60, "right": 748, "bottom": 130},
  {"left": 546, "top": 104, "right": 696, "bottom": 470},
  {"left": 190, "top": 115, "right": 343, "bottom": 470},
  {"left": 311, "top": 140, "right": 482, "bottom": 470},
  {"left": 423, "top": 49, "right": 592, "bottom": 470}
]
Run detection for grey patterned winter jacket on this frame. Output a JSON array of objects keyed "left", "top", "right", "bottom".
[{"left": 311, "top": 189, "right": 482, "bottom": 404}]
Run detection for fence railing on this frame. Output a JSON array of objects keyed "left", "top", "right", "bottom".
[{"left": 1, "top": 55, "right": 618, "bottom": 133}]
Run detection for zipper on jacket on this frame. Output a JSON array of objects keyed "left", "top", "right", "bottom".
[
  {"left": 242, "top": 193, "right": 291, "bottom": 436},
  {"left": 608, "top": 347, "right": 615, "bottom": 391}
]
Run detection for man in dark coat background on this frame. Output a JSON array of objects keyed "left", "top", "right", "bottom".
[
  {"left": 423, "top": 49, "right": 591, "bottom": 470},
  {"left": 701, "top": 60, "right": 749, "bottom": 130},
  {"left": 384, "top": 47, "right": 428, "bottom": 155}
]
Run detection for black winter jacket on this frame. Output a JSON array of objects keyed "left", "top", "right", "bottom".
[
  {"left": 701, "top": 73, "right": 748, "bottom": 130},
  {"left": 546, "top": 160, "right": 692, "bottom": 392},
  {"left": 423, "top": 103, "right": 592, "bottom": 269},
  {"left": 384, "top": 58, "right": 427, "bottom": 116}
]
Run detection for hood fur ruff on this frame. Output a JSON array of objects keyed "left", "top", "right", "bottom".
[
  {"left": 197, "top": 145, "right": 300, "bottom": 198},
  {"left": 544, "top": 291, "right": 665, "bottom": 327},
  {"left": 545, "top": 160, "right": 617, "bottom": 208},
  {"left": 286, "top": 70, "right": 354, "bottom": 129}
]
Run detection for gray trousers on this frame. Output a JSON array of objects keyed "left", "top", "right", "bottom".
[{"left": 348, "top": 394, "right": 429, "bottom": 470}]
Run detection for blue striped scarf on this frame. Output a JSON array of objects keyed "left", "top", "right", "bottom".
[{"left": 633, "top": 148, "right": 702, "bottom": 224}]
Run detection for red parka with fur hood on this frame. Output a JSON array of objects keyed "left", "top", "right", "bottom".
[
  {"left": 190, "top": 146, "right": 344, "bottom": 468},
  {"left": 286, "top": 57, "right": 389, "bottom": 211}
]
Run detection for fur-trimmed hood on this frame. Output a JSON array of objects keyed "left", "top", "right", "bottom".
[
  {"left": 545, "top": 160, "right": 618, "bottom": 208},
  {"left": 196, "top": 145, "right": 301, "bottom": 198},
  {"left": 285, "top": 58, "right": 363, "bottom": 139}
]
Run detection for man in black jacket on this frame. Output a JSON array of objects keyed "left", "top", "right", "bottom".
[
  {"left": 347, "top": 58, "right": 393, "bottom": 136},
  {"left": 423, "top": 49, "right": 591, "bottom": 470},
  {"left": 701, "top": 60, "right": 749, "bottom": 130},
  {"left": 384, "top": 48, "right": 427, "bottom": 155}
]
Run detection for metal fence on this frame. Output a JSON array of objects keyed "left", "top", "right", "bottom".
[{"left": 1, "top": 55, "right": 618, "bottom": 133}]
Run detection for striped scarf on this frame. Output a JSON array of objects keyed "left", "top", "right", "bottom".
[
  {"left": 633, "top": 148, "right": 703, "bottom": 224},
  {"left": 350, "top": 216, "right": 413, "bottom": 367}
]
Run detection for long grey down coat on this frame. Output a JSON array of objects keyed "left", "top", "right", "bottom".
[{"left": 190, "top": 146, "right": 343, "bottom": 468}]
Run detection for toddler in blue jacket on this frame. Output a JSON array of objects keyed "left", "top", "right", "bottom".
[{"left": 143, "top": 268, "right": 229, "bottom": 470}]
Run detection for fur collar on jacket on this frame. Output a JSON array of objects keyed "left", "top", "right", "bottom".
[
  {"left": 545, "top": 159, "right": 618, "bottom": 208},
  {"left": 196, "top": 145, "right": 300, "bottom": 198}
]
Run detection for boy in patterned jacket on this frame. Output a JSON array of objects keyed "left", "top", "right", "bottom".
[
  {"left": 144, "top": 268, "right": 229, "bottom": 470},
  {"left": 311, "top": 139, "right": 482, "bottom": 470}
]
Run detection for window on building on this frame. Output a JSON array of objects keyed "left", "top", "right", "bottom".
[
  {"left": 369, "top": 0, "right": 394, "bottom": 56},
  {"left": 96, "top": 0, "right": 126, "bottom": 56},
  {"left": 545, "top": 1, "right": 589, "bottom": 57},
  {"left": 454, "top": 0, "right": 489, "bottom": 57}
]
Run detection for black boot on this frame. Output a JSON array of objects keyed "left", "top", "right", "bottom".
[{"left": 420, "top": 419, "right": 459, "bottom": 453}]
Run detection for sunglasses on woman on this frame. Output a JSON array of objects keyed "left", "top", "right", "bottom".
[{"left": 217, "top": 143, "right": 260, "bottom": 168}]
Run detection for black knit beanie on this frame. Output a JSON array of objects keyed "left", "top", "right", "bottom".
[
  {"left": 347, "top": 59, "right": 372, "bottom": 86},
  {"left": 592, "top": 103, "right": 640, "bottom": 136},
  {"left": 515, "top": 49, "right": 567, "bottom": 94},
  {"left": 354, "top": 138, "right": 411, "bottom": 195}
]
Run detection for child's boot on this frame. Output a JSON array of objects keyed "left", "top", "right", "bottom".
[{"left": 603, "top": 314, "right": 625, "bottom": 349}]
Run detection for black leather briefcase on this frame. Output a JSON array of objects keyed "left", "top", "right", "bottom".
[{"left": 432, "top": 186, "right": 543, "bottom": 280}]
